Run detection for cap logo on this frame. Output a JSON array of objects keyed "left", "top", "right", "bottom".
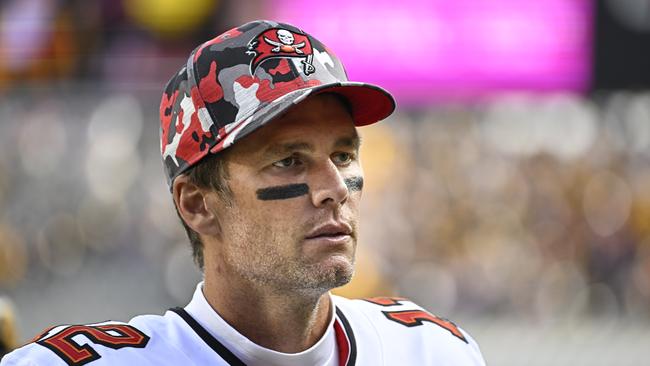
[{"left": 248, "top": 28, "right": 315, "bottom": 76}]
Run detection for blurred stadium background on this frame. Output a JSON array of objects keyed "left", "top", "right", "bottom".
[{"left": 1, "top": 0, "right": 650, "bottom": 364}]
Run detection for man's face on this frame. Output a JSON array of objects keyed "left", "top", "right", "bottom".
[{"left": 207, "top": 94, "right": 363, "bottom": 295}]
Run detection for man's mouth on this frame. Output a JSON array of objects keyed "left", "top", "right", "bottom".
[{"left": 305, "top": 222, "right": 353, "bottom": 240}]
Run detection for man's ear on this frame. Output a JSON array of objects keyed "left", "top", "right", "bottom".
[{"left": 173, "top": 176, "right": 221, "bottom": 237}]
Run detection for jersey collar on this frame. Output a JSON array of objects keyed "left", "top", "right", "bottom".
[{"left": 170, "top": 282, "right": 357, "bottom": 366}]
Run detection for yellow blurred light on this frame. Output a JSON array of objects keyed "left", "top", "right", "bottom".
[
  {"left": 582, "top": 171, "right": 632, "bottom": 237},
  {"left": 359, "top": 123, "right": 401, "bottom": 194},
  {"left": 124, "top": 0, "right": 219, "bottom": 37},
  {"left": 0, "top": 297, "right": 19, "bottom": 352},
  {"left": 0, "top": 225, "right": 28, "bottom": 288}
]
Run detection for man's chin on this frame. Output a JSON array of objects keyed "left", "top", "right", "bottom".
[{"left": 310, "top": 256, "right": 355, "bottom": 290}]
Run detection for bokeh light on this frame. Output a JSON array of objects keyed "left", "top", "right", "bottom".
[
  {"left": 18, "top": 103, "right": 67, "bottom": 178},
  {"left": 85, "top": 95, "right": 143, "bottom": 203},
  {"left": 583, "top": 170, "right": 633, "bottom": 237},
  {"left": 36, "top": 213, "right": 86, "bottom": 277},
  {"left": 123, "top": 0, "right": 219, "bottom": 38},
  {"left": 0, "top": 225, "right": 27, "bottom": 288}
]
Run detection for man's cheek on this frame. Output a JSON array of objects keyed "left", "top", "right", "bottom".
[{"left": 344, "top": 177, "right": 363, "bottom": 192}]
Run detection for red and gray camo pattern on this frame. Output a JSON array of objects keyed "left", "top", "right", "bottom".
[{"left": 159, "top": 20, "right": 395, "bottom": 189}]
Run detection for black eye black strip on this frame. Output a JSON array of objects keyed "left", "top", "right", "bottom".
[
  {"left": 256, "top": 183, "right": 309, "bottom": 200},
  {"left": 256, "top": 177, "right": 363, "bottom": 201},
  {"left": 344, "top": 177, "right": 364, "bottom": 192}
]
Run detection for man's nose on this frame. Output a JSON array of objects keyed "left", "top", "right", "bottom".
[{"left": 309, "top": 160, "right": 349, "bottom": 208}]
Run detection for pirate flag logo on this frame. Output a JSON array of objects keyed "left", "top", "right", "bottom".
[{"left": 248, "top": 28, "right": 316, "bottom": 75}]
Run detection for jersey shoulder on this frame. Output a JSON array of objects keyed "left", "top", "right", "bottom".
[
  {"left": 333, "top": 295, "right": 486, "bottom": 366},
  {"left": 0, "top": 311, "right": 189, "bottom": 366}
]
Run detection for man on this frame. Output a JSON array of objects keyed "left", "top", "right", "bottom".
[{"left": 1, "top": 20, "right": 485, "bottom": 365}]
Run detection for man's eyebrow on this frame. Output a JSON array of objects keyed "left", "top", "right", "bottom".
[{"left": 261, "top": 134, "right": 361, "bottom": 159}]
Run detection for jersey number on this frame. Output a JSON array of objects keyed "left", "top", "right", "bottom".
[
  {"left": 36, "top": 324, "right": 149, "bottom": 366},
  {"left": 383, "top": 310, "right": 468, "bottom": 343}
]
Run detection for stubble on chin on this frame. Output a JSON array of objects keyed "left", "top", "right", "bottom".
[
  {"left": 299, "top": 251, "right": 356, "bottom": 292},
  {"left": 222, "top": 209, "right": 359, "bottom": 296},
  {"left": 228, "top": 236, "right": 357, "bottom": 297}
]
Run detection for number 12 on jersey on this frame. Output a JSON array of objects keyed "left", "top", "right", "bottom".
[{"left": 382, "top": 310, "right": 468, "bottom": 343}]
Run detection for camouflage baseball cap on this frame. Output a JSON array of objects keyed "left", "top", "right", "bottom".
[{"left": 159, "top": 20, "right": 396, "bottom": 188}]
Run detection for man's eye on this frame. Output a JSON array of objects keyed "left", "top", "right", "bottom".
[
  {"left": 272, "top": 157, "right": 300, "bottom": 168},
  {"left": 333, "top": 152, "right": 354, "bottom": 165}
]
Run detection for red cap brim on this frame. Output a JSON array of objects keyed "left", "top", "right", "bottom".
[{"left": 312, "top": 82, "right": 396, "bottom": 126}]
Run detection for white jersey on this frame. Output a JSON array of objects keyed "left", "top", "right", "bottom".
[{"left": 1, "top": 284, "right": 485, "bottom": 366}]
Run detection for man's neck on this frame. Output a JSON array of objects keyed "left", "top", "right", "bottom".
[{"left": 202, "top": 274, "right": 332, "bottom": 353}]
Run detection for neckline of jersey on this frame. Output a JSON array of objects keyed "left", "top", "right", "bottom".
[{"left": 169, "top": 306, "right": 356, "bottom": 366}]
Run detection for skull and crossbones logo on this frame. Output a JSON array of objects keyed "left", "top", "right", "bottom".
[
  {"left": 264, "top": 29, "right": 306, "bottom": 54},
  {"left": 248, "top": 28, "right": 316, "bottom": 75}
]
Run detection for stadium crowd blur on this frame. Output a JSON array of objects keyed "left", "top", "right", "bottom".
[{"left": 1, "top": 0, "right": 650, "bottom": 364}]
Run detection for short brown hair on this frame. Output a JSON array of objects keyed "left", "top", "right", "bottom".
[{"left": 173, "top": 152, "right": 231, "bottom": 270}]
